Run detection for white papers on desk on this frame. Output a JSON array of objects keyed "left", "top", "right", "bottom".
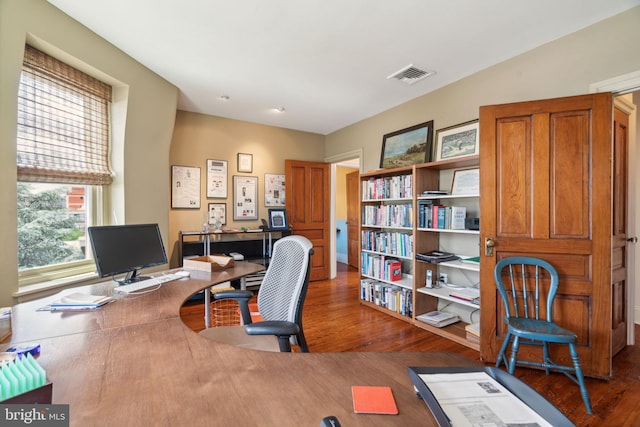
[
  {"left": 419, "top": 372, "right": 552, "bottom": 427},
  {"left": 38, "top": 292, "right": 115, "bottom": 311},
  {"left": 55, "top": 293, "right": 113, "bottom": 306}
]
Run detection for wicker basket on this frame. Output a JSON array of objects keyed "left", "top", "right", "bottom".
[{"left": 209, "top": 298, "right": 241, "bottom": 327}]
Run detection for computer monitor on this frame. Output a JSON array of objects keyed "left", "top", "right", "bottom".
[{"left": 88, "top": 223, "right": 168, "bottom": 285}]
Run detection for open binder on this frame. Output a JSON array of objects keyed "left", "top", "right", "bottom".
[{"left": 407, "top": 366, "right": 575, "bottom": 427}]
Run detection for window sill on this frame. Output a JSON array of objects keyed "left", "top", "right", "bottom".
[{"left": 14, "top": 272, "right": 102, "bottom": 301}]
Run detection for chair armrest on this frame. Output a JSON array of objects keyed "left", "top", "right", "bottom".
[
  {"left": 245, "top": 321, "right": 300, "bottom": 352},
  {"left": 213, "top": 290, "right": 253, "bottom": 301},
  {"left": 245, "top": 321, "right": 300, "bottom": 336},
  {"left": 213, "top": 289, "right": 253, "bottom": 324}
]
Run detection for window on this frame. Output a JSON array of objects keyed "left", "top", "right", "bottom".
[{"left": 16, "top": 45, "right": 112, "bottom": 285}]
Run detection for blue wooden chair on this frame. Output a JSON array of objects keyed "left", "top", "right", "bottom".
[{"left": 494, "top": 256, "right": 592, "bottom": 414}]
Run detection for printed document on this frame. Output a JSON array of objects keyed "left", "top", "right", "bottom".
[{"left": 419, "top": 372, "right": 552, "bottom": 427}]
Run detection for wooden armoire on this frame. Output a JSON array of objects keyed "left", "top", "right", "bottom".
[{"left": 479, "top": 92, "right": 631, "bottom": 379}]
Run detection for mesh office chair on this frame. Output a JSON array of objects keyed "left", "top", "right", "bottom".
[
  {"left": 494, "top": 256, "right": 592, "bottom": 414},
  {"left": 199, "top": 235, "right": 313, "bottom": 352}
]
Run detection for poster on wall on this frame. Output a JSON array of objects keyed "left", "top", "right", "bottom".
[
  {"left": 171, "top": 165, "right": 200, "bottom": 209},
  {"left": 233, "top": 175, "right": 258, "bottom": 220},
  {"left": 206, "top": 159, "right": 228, "bottom": 198},
  {"left": 264, "top": 173, "right": 285, "bottom": 206}
]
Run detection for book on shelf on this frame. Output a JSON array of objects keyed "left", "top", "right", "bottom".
[
  {"left": 420, "top": 190, "right": 449, "bottom": 196},
  {"left": 361, "top": 230, "right": 414, "bottom": 258},
  {"left": 436, "top": 206, "right": 446, "bottom": 229},
  {"left": 362, "top": 174, "right": 412, "bottom": 200},
  {"left": 415, "top": 251, "right": 460, "bottom": 263},
  {"left": 389, "top": 260, "right": 402, "bottom": 281},
  {"left": 360, "top": 278, "right": 413, "bottom": 317},
  {"left": 416, "top": 311, "right": 460, "bottom": 327},
  {"left": 418, "top": 204, "right": 469, "bottom": 230},
  {"left": 450, "top": 206, "right": 467, "bottom": 230},
  {"left": 417, "top": 199, "right": 433, "bottom": 228}
]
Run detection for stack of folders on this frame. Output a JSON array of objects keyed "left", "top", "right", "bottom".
[
  {"left": 48, "top": 292, "right": 114, "bottom": 311},
  {"left": 449, "top": 287, "right": 480, "bottom": 305},
  {"left": 416, "top": 311, "right": 459, "bottom": 328},
  {"left": 465, "top": 322, "right": 480, "bottom": 344},
  {"left": 415, "top": 251, "right": 459, "bottom": 263}
]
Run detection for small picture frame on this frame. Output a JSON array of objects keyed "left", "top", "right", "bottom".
[
  {"left": 208, "top": 203, "right": 226, "bottom": 225},
  {"left": 434, "top": 120, "right": 479, "bottom": 161},
  {"left": 237, "top": 153, "right": 253, "bottom": 173},
  {"left": 268, "top": 208, "right": 288, "bottom": 230}
]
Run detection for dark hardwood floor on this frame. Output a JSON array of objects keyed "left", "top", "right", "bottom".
[{"left": 180, "top": 263, "right": 640, "bottom": 426}]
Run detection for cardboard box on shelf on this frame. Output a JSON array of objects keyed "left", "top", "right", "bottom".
[{"left": 183, "top": 255, "right": 234, "bottom": 272}]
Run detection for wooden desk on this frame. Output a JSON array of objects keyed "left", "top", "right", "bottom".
[{"left": 2, "top": 262, "right": 478, "bottom": 426}]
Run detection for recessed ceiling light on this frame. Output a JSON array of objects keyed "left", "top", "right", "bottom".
[{"left": 273, "top": 106, "right": 285, "bottom": 113}]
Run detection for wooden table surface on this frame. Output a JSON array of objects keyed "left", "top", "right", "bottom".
[{"left": 2, "top": 262, "right": 479, "bottom": 426}]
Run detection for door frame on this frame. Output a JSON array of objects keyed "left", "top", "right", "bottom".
[
  {"left": 326, "top": 149, "right": 363, "bottom": 279},
  {"left": 591, "top": 70, "right": 640, "bottom": 343}
]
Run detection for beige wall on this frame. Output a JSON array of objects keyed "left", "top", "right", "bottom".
[
  {"left": 0, "top": 0, "right": 178, "bottom": 305},
  {"left": 335, "top": 166, "right": 358, "bottom": 220},
  {"left": 326, "top": 7, "right": 640, "bottom": 172},
  {"left": 168, "top": 111, "right": 325, "bottom": 266}
]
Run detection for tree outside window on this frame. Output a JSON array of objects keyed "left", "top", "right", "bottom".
[{"left": 17, "top": 183, "right": 88, "bottom": 270}]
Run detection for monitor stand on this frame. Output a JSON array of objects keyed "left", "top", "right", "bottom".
[{"left": 118, "top": 270, "right": 151, "bottom": 285}]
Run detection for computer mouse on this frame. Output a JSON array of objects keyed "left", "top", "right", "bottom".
[
  {"left": 174, "top": 270, "right": 190, "bottom": 278},
  {"left": 319, "top": 416, "right": 341, "bottom": 427}
]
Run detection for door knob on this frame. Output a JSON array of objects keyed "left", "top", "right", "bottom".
[
  {"left": 627, "top": 237, "right": 638, "bottom": 243},
  {"left": 485, "top": 237, "right": 496, "bottom": 257}
]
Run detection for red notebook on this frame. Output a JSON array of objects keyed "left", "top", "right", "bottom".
[{"left": 351, "top": 386, "right": 399, "bottom": 415}]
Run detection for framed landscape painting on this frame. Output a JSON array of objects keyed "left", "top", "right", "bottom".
[{"left": 379, "top": 120, "right": 433, "bottom": 169}]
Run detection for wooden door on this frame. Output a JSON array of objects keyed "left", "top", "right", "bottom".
[
  {"left": 479, "top": 93, "right": 614, "bottom": 379},
  {"left": 346, "top": 170, "right": 360, "bottom": 270},
  {"left": 285, "top": 159, "right": 330, "bottom": 281},
  {"left": 612, "top": 106, "right": 629, "bottom": 356}
]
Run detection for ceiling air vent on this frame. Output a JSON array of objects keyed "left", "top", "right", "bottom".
[{"left": 387, "top": 64, "right": 435, "bottom": 85}]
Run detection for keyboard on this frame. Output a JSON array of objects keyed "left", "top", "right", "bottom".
[{"left": 115, "top": 273, "right": 181, "bottom": 294}]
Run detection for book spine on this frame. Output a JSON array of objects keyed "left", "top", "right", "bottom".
[
  {"left": 437, "top": 207, "right": 446, "bottom": 229},
  {"left": 451, "top": 206, "right": 467, "bottom": 230}
]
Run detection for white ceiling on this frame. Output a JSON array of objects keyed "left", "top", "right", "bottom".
[{"left": 48, "top": 0, "right": 640, "bottom": 135}]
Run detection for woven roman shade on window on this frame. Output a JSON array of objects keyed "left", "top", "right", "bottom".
[{"left": 17, "top": 45, "right": 113, "bottom": 185}]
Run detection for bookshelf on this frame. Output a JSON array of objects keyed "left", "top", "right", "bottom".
[
  {"left": 413, "top": 155, "right": 480, "bottom": 350},
  {"left": 359, "top": 165, "right": 414, "bottom": 320},
  {"left": 359, "top": 155, "right": 480, "bottom": 350}
]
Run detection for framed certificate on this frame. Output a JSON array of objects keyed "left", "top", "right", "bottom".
[
  {"left": 451, "top": 168, "right": 479, "bottom": 195},
  {"left": 264, "top": 173, "right": 285, "bottom": 206},
  {"left": 233, "top": 175, "right": 258, "bottom": 220},
  {"left": 206, "top": 159, "right": 227, "bottom": 198},
  {"left": 171, "top": 165, "right": 200, "bottom": 208}
]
